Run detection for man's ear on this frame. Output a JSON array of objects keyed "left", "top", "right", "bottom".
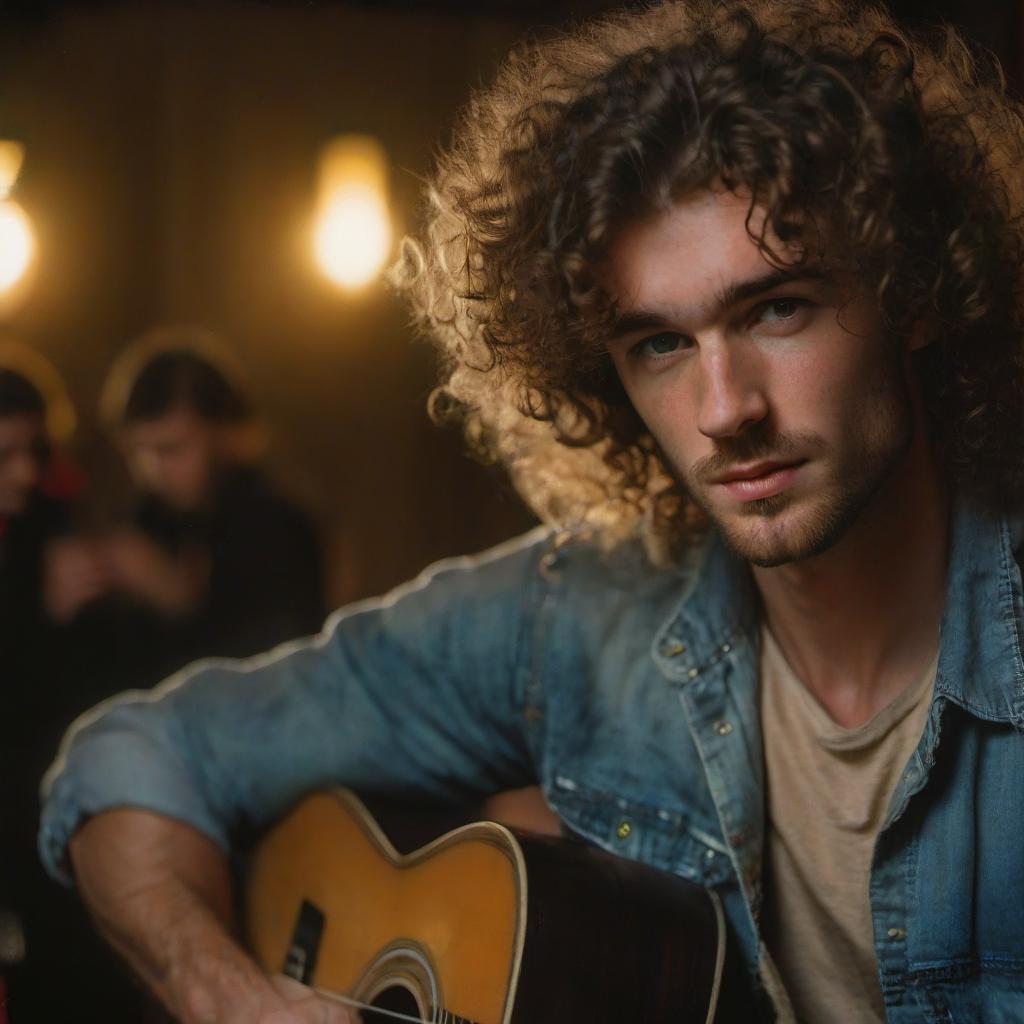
[{"left": 906, "top": 313, "right": 938, "bottom": 353}]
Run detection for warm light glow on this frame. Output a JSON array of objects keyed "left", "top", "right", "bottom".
[
  {"left": 313, "top": 135, "right": 393, "bottom": 290},
  {"left": 0, "top": 199, "right": 32, "bottom": 290},
  {"left": 0, "top": 141, "right": 25, "bottom": 198},
  {"left": 314, "top": 184, "right": 392, "bottom": 288}
]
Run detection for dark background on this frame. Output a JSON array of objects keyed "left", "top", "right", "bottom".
[{"left": 0, "top": 0, "right": 1020, "bottom": 607}]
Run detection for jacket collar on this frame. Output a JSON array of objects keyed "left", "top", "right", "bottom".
[
  {"left": 652, "top": 527, "right": 759, "bottom": 684},
  {"left": 652, "top": 497, "right": 1024, "bottom": 724},
  {"left": 934, "top": 497, "right": 1024, "bottom": 724}
]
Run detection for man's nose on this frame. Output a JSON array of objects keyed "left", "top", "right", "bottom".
[{"left": 695, "top": 344, "right": 769, "bottom": 440}]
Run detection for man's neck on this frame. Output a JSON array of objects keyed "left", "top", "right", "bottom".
[{"left": 751, "top": 438, "right": 949, "bottom": 729}]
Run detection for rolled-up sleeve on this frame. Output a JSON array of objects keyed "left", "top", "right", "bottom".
[{"left": 39, "top": 529, "right": 550, "bottom": 885}]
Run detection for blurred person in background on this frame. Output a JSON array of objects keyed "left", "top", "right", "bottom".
[
  {"left": 0, "top": 364, "right": 88, "bottom": 636},
  {"left": 0, "top": 350, "right": 146, "bottom": 1021},
  {"left": 99, "top": 328, "right": 325, "bottom": 676}
]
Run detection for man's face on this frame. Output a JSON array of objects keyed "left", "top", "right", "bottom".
[
  {"left": 0, "top": 413, "right": 46, "bottom": 517},
  {"left": 123, "top": 407, "right": 219, "bottom": 511},
  {"left": 603, "top": 188, "right": 915, "bottom": 567}
]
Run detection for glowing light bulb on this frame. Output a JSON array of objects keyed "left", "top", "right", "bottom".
[
  {"left": 0, "top": 199, "right": 32, "bottom": 290},
  {"left": 314, "top": 183, "right": 392, "bottom": 289},
  {"left": 313, "top": 135, "right": 393, "bottom": 290}
]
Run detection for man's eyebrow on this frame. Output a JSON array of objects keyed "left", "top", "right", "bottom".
[
  {"left": 716, "top": 266, "right": 830, "bottom": 313},
  {"left": 608, "top": 309, "right": 673, "bottom": 340},
  {"left": 609, "top": 266, "right": 831, "bottom": 341}
]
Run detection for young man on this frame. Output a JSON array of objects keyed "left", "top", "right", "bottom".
[
  {"left": 99, "top": 335, "right": 325, "bottom": 674},
  {"left": 39, "top": 2, "right": 1024, "bottom": 1021}
]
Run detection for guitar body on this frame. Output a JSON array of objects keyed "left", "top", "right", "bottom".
[{"left": 245, "top": 789, "right": 726, "bottom": 1024}]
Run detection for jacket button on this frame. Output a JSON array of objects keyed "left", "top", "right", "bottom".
[
  {"left": 714, "top": 720, "right": 733, "bottom": 736},
  {"left": 887, "top": 927, "right": 907, "bottom": 940},
  {"left": 616, "top": 820, "right": 632, "bottom": 839}
]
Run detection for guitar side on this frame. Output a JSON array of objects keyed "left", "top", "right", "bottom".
[{"left": 245, "top": 789, "right": 725, "bottom": 1024}]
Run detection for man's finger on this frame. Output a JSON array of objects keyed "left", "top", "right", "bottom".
[{"left": 266, "top": 975, "right": 351, "bottom": 1023}]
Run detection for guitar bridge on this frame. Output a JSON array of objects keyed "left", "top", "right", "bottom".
[{"left": 284, "top": 899, "right": 325, "bottom": 985}]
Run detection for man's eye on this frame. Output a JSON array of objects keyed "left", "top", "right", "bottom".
[
  {"left": 632, "top": 332, "right": 686, "bottom": 359},
  {"left": 759, "top": 298, "right": 809, "bottom": 323}
]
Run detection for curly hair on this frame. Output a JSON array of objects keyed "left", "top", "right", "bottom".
[{"left": 394, "top": 0, "right": 1024, "bottom": 561}]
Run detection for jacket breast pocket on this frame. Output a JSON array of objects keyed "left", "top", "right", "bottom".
[{"left": 542, "top": 773, "right": 734, "bottom": 889}]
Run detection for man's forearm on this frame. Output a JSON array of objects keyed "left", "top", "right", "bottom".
[{"left": 68, "top": 809, "right": 293, "bottom": 1023}]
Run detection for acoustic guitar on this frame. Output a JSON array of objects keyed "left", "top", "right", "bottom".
[{"left": 245, "top": 789, "right": 728, "bottom": 1023}]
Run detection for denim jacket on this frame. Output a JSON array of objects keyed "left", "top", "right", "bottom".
[{"left": 39, "top": 496, "right": 1024, "bottom": 1023}]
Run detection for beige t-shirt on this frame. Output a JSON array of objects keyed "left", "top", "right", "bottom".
[{"left": 759, "top": 626, "right": 937, "bottom": 1023}]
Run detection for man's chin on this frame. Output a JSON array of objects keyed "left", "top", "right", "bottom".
[
  {"left": 717, "top": 526, "right": 813, "bottom": 568},
  {"left": 708, "top": 497, "right": 848, "bottom": 568}
]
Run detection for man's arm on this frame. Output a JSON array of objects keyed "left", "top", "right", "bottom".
[
  {"left": 42, "top": 529, "right": 550, "bottom": 1017},
  {"left": 70, "top": 809, "right": 350, "bottom": 1023}
]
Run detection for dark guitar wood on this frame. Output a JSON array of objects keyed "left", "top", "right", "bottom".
[{"left": 245, "top": 789, "right": 728, "bottom": 1023}]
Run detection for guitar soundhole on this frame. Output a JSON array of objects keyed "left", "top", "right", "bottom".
[{"left": 362, "top": 984, "right": 422, "bottom": 1022}]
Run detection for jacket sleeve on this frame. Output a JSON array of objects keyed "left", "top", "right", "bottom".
[{"left": 38, "top": 529, "right": 550, "bottom": 885}]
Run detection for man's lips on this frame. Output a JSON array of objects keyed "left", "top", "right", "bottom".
[{"left": 712, "top": 460, "right": 806, "bottom": 501}]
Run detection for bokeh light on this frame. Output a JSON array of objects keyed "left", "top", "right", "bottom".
[
  {"left": 0, "top": 199, "right": 32, "bottom": 290},
  {"left": 0, "top": 141, "right": 25, "bottom": 197},
  {"left": 313, "top": 135, "right": 393, "bottom": 290}
]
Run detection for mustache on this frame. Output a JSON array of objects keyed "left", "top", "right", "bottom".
[{"left": 690, "top": 429, "right": 823, "bottom": 485}]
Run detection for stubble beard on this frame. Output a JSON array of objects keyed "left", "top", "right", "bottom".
[
  {"left": 678, "top": 368, "right": 915, "bottom": 569},
  {"left": 710, "top": 466, "right": 894, "bottom": 568}
]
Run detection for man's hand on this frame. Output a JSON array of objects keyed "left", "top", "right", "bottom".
[
  {"left": 175, "top": 970, "right": 351, "bottom": 1024},
  {"left": 103, "top": 529, "right": 208, "bottom": 616},
  {"left": 255, "top": 975, "right": 352, "bottom": 1024},
  {"left": 42, "top": 535, "right": 111, "bottom": 622},
  {"left": 69, "top": 810, "right": 350, "bottom": 1024}
]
